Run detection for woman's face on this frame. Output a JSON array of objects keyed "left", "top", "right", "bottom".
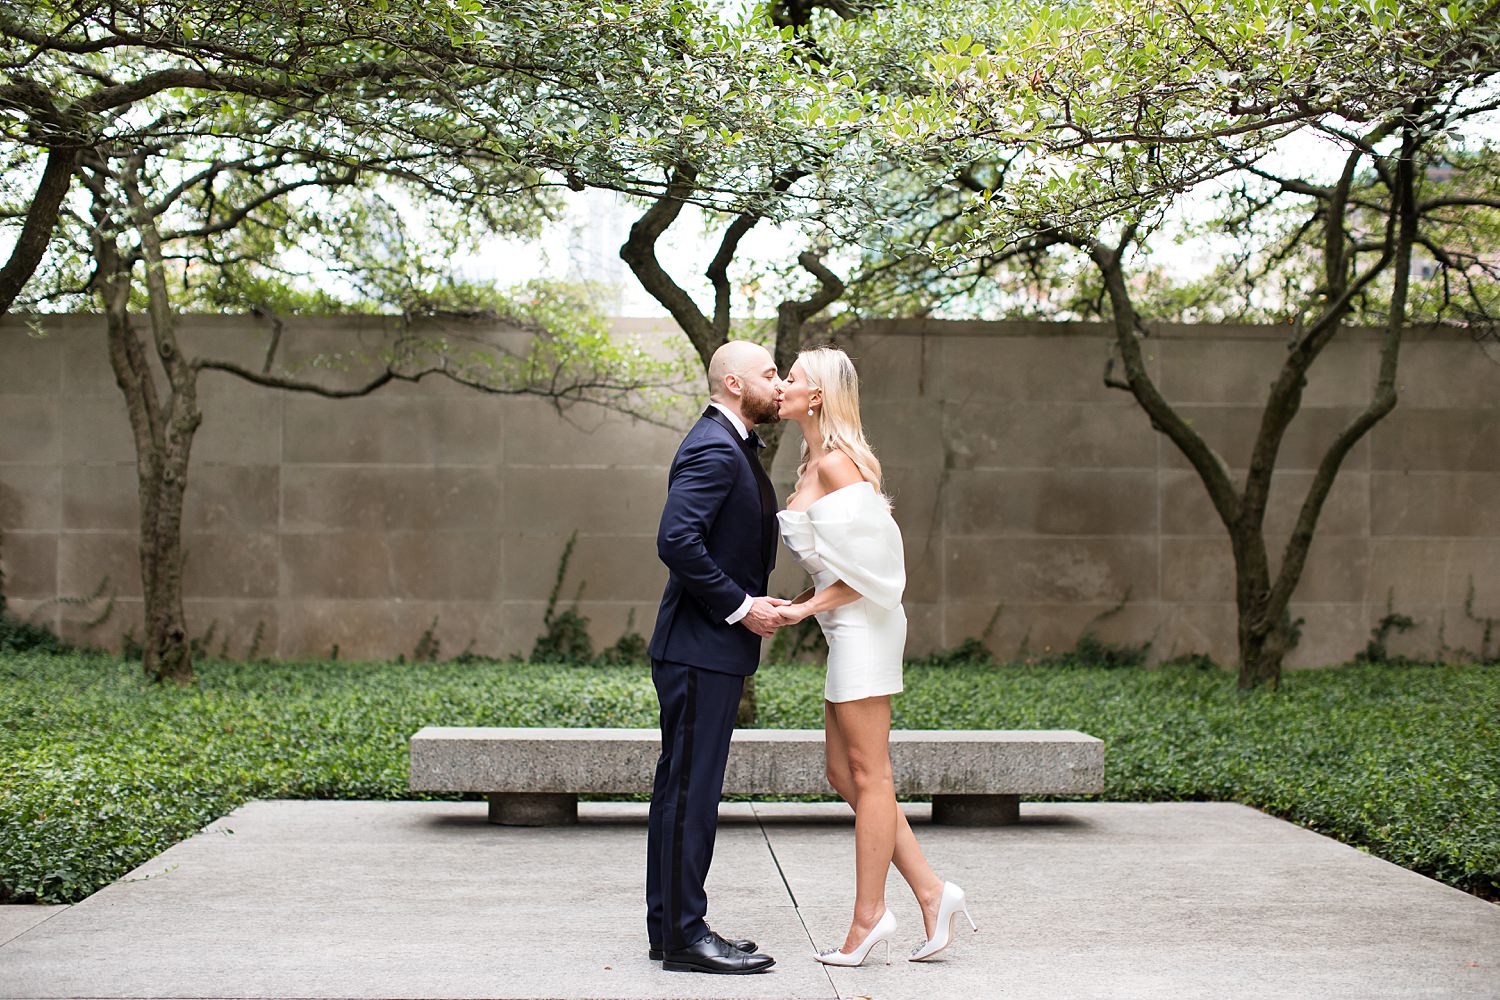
[{"left": 778, "top": 361, "right": 816, "bottom": 420}]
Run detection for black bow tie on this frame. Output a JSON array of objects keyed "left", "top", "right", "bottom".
[{"left": 745, "top": 431, "right": 766, "bottom": 451}]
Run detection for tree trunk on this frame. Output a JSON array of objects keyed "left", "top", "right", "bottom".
[
  {"left": 102, "top": 300, "right": 200, "bottom": 683},
  {"left": 759, "top": 252, "right": 845, "bottom": 478},
  {"left": 1237, "top": 619, "right": 1288, "bottom": 691},
  {"left": 138, "top": 445, "right": 195, "bottom": 684},
  {"left": 1233, "top": 551, "right": 1286, "bottom": 691},
  {"left": 1235, "top": 127, "right": 1419, "bottom": 688},
  {"left": 1074, "top": 128, "right": 1418, "bottom": 692},
  {"left": 736, "top": 674, "right": 757, "bottom": 728},
  {"left": 103, "top": 310, "right": 198, "bottom": 683},
  {"left": 93, "top": 166, "right": 203, "bottom": 684},
  {"left": 0, "top": 145, "right": 77, "bottom": 317},
  {"left": 1228, "top": 525, "right": 1281, "bottom": 690}
]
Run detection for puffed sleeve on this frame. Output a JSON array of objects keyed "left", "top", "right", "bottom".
[{"left": 807, "top": 483, "right": 906, "bottom": 610}]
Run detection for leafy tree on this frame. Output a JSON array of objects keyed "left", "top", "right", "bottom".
[
  {"left": 599, "top": 0, "right": 938, "bottom": 722},
  {"left": 1, "top": 0, "right": 831, "bottom": 313},
  {"left": 883, "top": 0, "right": 1500, "bottom": 688},
  {"left": 2, "top": 0, "right": 715, "bottom": 680},
  {"left": 602, "top": 1, "right": 891, "bottom": 471},
  {"left": 6, "top": 0, "right": 872, "bottom": 681},
  {"left": 0, "top": 0, "right": 508, "bottom": 315}
]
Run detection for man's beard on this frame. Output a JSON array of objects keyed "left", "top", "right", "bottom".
[{"left": 742, "top": 388, "right": 781, "bottom": 426}]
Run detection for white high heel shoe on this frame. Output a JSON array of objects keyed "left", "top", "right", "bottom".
[
  {"left": 815, "top": 909, "right": 897, "bottom": 967},
  {"left": 909, "top": 881, "right": 977, "bottom": 961}
]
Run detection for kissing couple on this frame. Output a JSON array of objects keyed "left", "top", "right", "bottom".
[{"left": 644, "top": 340, "right": 977, "bottom": 974}]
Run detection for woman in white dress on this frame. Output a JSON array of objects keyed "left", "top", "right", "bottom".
[{"left": 774, "top": 347, "right": 977, "bottom": 966}]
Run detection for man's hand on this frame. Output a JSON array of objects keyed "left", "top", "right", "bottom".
[{"left": 740, "top": 596, "right": 791, "bottom": 638}]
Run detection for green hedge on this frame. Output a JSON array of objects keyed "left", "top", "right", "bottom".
[{"left": 1, "top": 651, "right": 1495, "bottom": 904}]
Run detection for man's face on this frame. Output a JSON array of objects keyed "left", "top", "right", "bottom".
[{"left": 738, "top": 354, "right": 783, "bottom": 425}]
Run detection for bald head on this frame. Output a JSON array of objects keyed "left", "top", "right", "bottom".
[
  {"left": 707, "top": 340, "right": 774, "bottom": 402},
  {"left": 707, "top": 340, "right": 782, "bottom": 426}
]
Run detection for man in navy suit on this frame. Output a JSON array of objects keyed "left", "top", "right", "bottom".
[{"left": 646, "top": 340, "right": 786, "bottom": 975}]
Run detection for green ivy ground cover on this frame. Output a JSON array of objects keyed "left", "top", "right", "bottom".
[{"left": 2, "top": 651, "right": 1495, "bottom": 905}]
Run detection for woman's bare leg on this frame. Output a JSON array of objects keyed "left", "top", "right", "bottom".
[
  {"left": 825, "top": 700, "right": 946, "bottom": 938},
  {"left": 827, "top": 695, "right": 896, "bottom": 952},
  {"left": 825, "top": 695, "right": 950, "bottom": 951}
]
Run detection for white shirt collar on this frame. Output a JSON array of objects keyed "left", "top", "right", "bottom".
[{"left": 709, "top": 401, "right": 749, "bottom": 440}]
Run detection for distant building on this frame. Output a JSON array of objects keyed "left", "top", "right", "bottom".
[
  {"left": 563, "top": 188, "right": 631, "bottom": 315},
  {"left": 1411, "top": 251, "right": 1439, "bottom": 280}
]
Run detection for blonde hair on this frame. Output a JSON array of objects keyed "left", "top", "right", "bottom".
[{"left": 795, "top": 347, "right": 889, "bottom": 504}]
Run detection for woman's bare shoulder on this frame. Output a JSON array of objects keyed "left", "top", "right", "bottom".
[{"left": 816, "top": 448, "right": 862, "bottom": 491}]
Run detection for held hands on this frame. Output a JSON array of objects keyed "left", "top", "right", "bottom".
[
  {"left": 741, "top": 596, "right": 792, "bottom": 638},
  {"left": 773, "top": 603, "right": 811, "bottom": 627}
]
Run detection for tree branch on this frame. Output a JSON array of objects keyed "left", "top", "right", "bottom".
[
  {"left": 1061, "top": 228, "right": 1241, "bottom": 525},
  {"left": 780, "top": 251, "right": 845, "bottom": 329},
  {"left": 705, "top": 167, "right": 808, "bottom": 341},
  {"left": 1267, "top": 126, "right": 1420, "bottom": 618},
  {"left": 0, "top": 144, "right": 78, "bottom": 316},
  {"left": 706, "top": 213, "right": 761, "bottom": 342},
  {"left": 159, "top": 167, "right": 359, "bottom": 242},
  {"left": 195, "top": 358, "right": 402, "bottom": 397},
  {"left": 72, "top": 68, "right": 300, "bottom": 116},
  {"left": 619, "top": 163, "right": 719, "bottom": 365},
  {"left": 195, "top": 356, "right": 680, "bottom": 429},
  {"left": 1419, "top": 196, "right": 1500, "bottom": 212}
]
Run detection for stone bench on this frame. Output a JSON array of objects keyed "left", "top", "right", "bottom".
[{"left": 409, "top": 726, "right": 1104, "bottom": 825}]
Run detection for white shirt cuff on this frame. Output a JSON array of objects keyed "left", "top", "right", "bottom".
[{"left": 725, "top": 594, "right": 754, "bottom": 625}]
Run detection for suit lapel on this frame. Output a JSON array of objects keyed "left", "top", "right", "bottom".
[
  {"left": 702, "top": 406, "right": 742, "bottom": 444},
  {"left": 746, "top": 442, "right": 777, "bottom": 569}
]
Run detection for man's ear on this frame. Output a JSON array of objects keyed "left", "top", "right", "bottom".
[{"left": 723, "top": 373, "right": 743, "bottom": 398}]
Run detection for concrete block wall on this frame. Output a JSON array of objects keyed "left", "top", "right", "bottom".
[
  {"left": 837, "top": 319, "right": 1500, "bottom": 667},
  {"left": 2, "top": 314, "right": 1497, "bottom": 667}
]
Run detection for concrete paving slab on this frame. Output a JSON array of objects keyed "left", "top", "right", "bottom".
[
  {"left": 0, "top": 905, "right": 67, "bottom": 947},
  {"left": 0, "top": 799, "right": 1494, "bottom": 1000},
  {"left": 758, "top": 801, "right": 1500, "bottom": 1000},
  {"left": 0, "top": 801, "right": 828, "bottom": 1000}
]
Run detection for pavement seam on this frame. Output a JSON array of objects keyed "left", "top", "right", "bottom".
[
  {"left": 751, "top": 800, "right": 842, "bottom": 1000},
  {"left": 0, "top": 904, "right": 74, "bottom": 951}
]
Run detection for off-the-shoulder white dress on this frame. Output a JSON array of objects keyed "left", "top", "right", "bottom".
[{"left": 776, "top": 481, "right": 907, "bottom": 703}]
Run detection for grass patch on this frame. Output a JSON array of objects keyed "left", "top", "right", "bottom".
[{"left": 1, "top": 651, "right": 1496, "bottom": 905}]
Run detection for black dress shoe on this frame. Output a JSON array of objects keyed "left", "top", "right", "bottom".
[
  {"left": 661, "top": 931, "right": 775, "bottom": 974},
  {"left": 650, "top": 932, "right": 757, "bottom": 962}
]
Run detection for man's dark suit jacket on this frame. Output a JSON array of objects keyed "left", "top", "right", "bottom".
[{"left": 647, "top": 406, "right": 777, "bottom": 676}]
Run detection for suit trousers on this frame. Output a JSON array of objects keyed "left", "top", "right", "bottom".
[{"left": 645, "top": 658, "right": 744, "bottom": 951}]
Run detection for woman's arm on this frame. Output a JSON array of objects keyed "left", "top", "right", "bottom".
[{"left": 777, "top": 580, "right": 860, "bottom": 624}]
